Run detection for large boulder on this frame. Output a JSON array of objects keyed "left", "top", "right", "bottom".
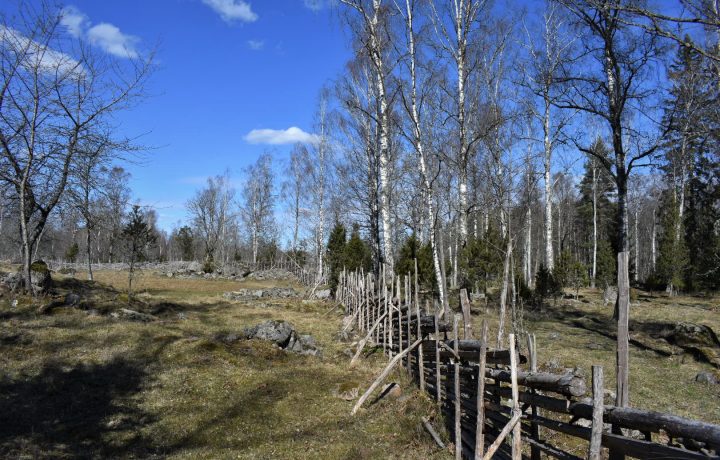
[
  {"left": 0, "top": 272, "right": 23, "bottom": 292},
  {"left": 662, "top": 323, "right": 720, "bottom": 368},
  {"left": 187, "top": 261, "right": 203, "bottom": 273},
  {"left": 29, "top": 260, "right": 52, "bottom": 294},
  {"left": 313, "top": 289, "right": 331, "bottom": 300},
  {"left": 242, "top": 320, "right": 321, "bottom": 356},
  {"left": 245, "top": 320, "right": 294, "bottom": 347}
]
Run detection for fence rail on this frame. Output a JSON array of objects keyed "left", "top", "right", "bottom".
[{"left": 337, "top": 268, "right": 720, "bottom": 460}]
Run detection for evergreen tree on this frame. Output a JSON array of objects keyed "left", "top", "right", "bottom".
[
  {"left": 326, "top": 222, "right": 347, "bottom": 293},
  {"left": 460, "top": 227, "right": 503, "bottom": 294},
  {"left": 122, "top": 205, "right": 157, "bottom": 296},
  {"left": 576, "top": 137, "right": 617, "bottom": 283},
  {"left": 395, "top": 234, "right": 435, "bottom": 293},
  {"left": 344, "top": 224, "right": 372, "bottom": 273},
  {"left": 657, "top": 195, "right": 689, "bottom": 294},
  {"left": 175, "top": 226, "right": 195, "bottom": 261}
]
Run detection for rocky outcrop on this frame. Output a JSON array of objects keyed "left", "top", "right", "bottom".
[
  {"left": 240, "top": 320, "right": 321, "bottom": 356},
  {"left": 223, "top": 288, "right": 299, "bottom": 300}
]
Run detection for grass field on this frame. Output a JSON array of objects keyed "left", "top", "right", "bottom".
[
  {"left": 0, "top": 269, "right": 718, "bottom": 459},
  {"left": 0, "top": 270, "right": 449, "bottom": 459}
]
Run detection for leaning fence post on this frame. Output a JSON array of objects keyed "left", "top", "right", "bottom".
[{"left": 588, "top": 365, "right": 604, "bottom": 460}]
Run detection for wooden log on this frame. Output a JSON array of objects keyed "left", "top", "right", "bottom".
[
  {"left": 475, "top": 320, "right": 488, "bottom": 459},
  {"left": 589, "top": 365, "right": 604, "bottom": 460},
  {"left": 530, "top": 414, "right": 713, "bottom": 460},
  {"left": 422, "top": 416, "right": 446, "bottom": 449},
  {"left": 568, "top": 402, "right": 720, "bottom": 449},
  {"left": 486, "top": 367, "right": 586, "bottom": 397},
  {"left": 351, "top": 337, "right": 424, "bottom": 415}
]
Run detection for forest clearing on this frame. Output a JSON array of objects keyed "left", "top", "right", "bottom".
[
  {"left": 2, "top": 0, "right": 720, "bottom": 458},
  {"left": 1, "top": 266, "right": 718, "bottom": 458}
]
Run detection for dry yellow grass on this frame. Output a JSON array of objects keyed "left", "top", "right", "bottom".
[{"left": 0, "top": 270, "right": 452, "bottom": 459}]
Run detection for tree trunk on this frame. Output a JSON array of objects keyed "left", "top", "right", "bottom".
[
  {"left": 591, "top": 161, "right": 598, "bottom": 288},
  {"left": 544, "top": 96, "right": 554, "bottom": 270}
]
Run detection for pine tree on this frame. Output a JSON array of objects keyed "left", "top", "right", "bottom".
[
  {"left": 344, "top": 224, "right": 372, "bottom": 273},
  {"left": 326, "top": 222, "right": 347, "bottom": 293},
  {"left": 122, "top": 205, "right": 157, "bottom": 296},
  {"left": 395, "top": 235, "right": 435, "bottom": 293},
  {"left": 656, "top": 195, "right": 689, "bottom": 295}
]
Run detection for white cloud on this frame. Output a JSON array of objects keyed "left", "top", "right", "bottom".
[
  {"left": 87, "top": 23, "right": 139, "bottom": 59},
  {"left": 60, "top": 6, "right": 88, "bottom": 38},
  {"left": 247, "top": 39, "right": 264, "bottom": 50},
  {"left": 0, "top": 25, "right": 84, "bottom": 78},
  {"left": 202, "top": 0, "right": 258, "bottom": 23},
  {"left": 244, "top": 127, "right": 319, "bottom": 145}
]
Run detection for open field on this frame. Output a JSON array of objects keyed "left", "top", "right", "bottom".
[
  {"left": 0, "top": 270, "right": 447, "bottom": 459},
  {"left": 1, "top": 269, "right": 719, "bottom": 459}
]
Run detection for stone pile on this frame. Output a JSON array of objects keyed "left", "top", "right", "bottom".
[{"left": 223, "top": 287, "right": 299, "bottom": 300}]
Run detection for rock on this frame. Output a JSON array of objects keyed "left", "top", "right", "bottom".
[
  {"left": 666, "top": 323, "right": 720, "bottom": 348},
  {"left": 187, "top": 261, "right": 202, "bottom": 273},
  {"left": 1, "top": 272, "right": 23, "bottom": 293},
  {"left": 313, "top": 289, "right": 331, "bottom": 300},
  {"left": 248, "top": 320, "right": 294, "bottom": 347},
  {"left": 470, "top": 292, "right": 486, "bottom": 301},
  {"left": 64, "top": 293, "right": 81, "bottom": 307},
  {"left": 380, "top": 382, "right": 402, "bottom": 399},
  {"left": 223, "top": 288, "right": 298, "bottom": 301},
  {"left": 603, "top": 286, "right": 617, "bottom": 306},
  {"left": 241, "top": 320, "right": 321, "bottom": 355},
  {"left": 695, "top": 372, "right": 718, "bottom": 385},
  {"left": 111, "top": 308, "right": 156, "bottom": 322},
  {"left": 29, "top": 260, "right": 52, "bottom": 294}
]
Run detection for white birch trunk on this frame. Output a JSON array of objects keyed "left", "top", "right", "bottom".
[{"left": 543, "top": 97, "right": 554, "bottom": 270}]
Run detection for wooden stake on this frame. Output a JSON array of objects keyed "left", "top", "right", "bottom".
[
  {"left": 589, "top": 365, "right": 604, "bottom": 460},
  {"left": 510, "top": 333, "right": 522, "bottom": 460},
  {"left": 434, "top": 309, "right": 441, "bottom": 404},
  {"left": 350, "top": 312, "right": 389, "bottom": 367},
  {"left": 482, "top": 411, "right": 522, "bottom": 460},
  {"left": 475, "top": 320, "right": 488, "bottom": 459},
  {"left": 415, "top": 259, "right": 424, "bottom": 391},
  {"left": 454, "top": 315, "right": 461, "bottom": 460},
  {"left": 460, "top": 288, "right": 474, "bottom": 339},
  {"left": 527, "top": 333, "right": 540, "bottom": 460},
  {"left": 351, "top": 337, "right": 423, "bottom": 415}
]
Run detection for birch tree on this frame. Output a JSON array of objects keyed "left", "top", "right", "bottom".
[
  {"left": 395, "top": 0, "right": 449, "bottom": 313},
  {"left": 340, "top": 0, "right": 396, "bottom": 272},
  {"left": 240, "top": 154, "right": 274, "bottom": 265}
]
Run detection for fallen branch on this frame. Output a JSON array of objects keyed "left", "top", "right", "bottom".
[
  {"left": 422, "top": 416, "right": 446, "bottom": 449},
  {"left": 351, "top": 337, "right": 423, "bottom": 415}
]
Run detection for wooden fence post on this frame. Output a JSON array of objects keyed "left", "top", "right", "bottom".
[
  {"left": 475, "top": 320, "right": 488, "bottom": 459},
  {"left": 510, "top": 333, "right": 522, "bottom": 460},
  {"left": 460, "top": 288, "right": 474, "bottom": 339},
  {"left": 454, "top": 315, "right": 462, "bottom": 460},
  {"left": 611, "top": 251, "right": 630, "bottom": 460},
  {"left": 589, "top": 365, "right": 604, "bottom": 460},
  {"left": 415, "top": 259, "right": 424, "bottom": 392},
  {"left": 434, "top": 309, "right": 441, "bottom": 405},
  {"left": 527, "top": 333, "right": 540, "bottom": 460}
]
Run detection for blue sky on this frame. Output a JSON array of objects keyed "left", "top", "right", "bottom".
[{"left": 17, "top": 0, "right": 349, "bottom": 231}]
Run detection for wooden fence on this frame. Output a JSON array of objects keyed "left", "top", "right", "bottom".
[{"left": 336, "top": 269, "right": 720, "bottom": 460}]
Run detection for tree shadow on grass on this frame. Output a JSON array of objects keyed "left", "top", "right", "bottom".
[{"left": 0, "top": 357, "right": 158, "bottom": 459}]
